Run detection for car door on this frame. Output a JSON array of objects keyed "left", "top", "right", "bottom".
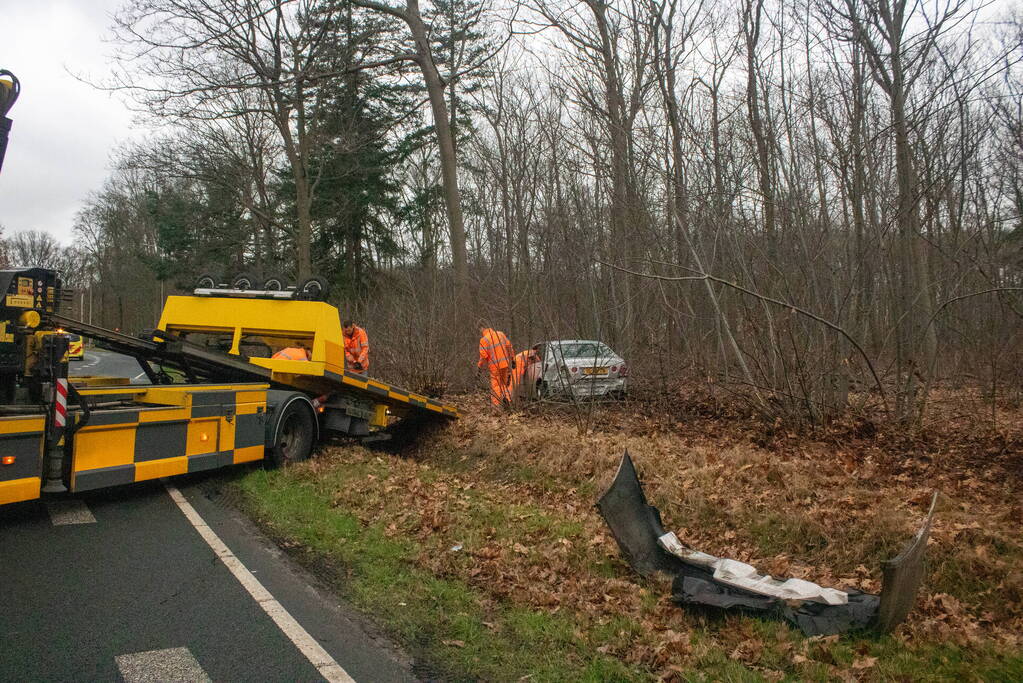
[{"left": 525, "top": 344, "right": 545, "bottom": 397}]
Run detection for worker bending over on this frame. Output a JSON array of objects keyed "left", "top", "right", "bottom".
[
  {"left": 343, "top": 319, "right": 370, "bottom": 374},
  {"left": 478, "top": 324, "right": 514, "bottom": 407},
  {"left": 272, "top": 344, "right": 310, "bottom": 361},
  {"left": 510, "top": 346, "right": 541, "bottom": 400}
]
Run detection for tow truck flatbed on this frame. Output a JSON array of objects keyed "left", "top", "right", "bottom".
[{"left": 50, "top": 302, "right": 459, "bottom": 420}]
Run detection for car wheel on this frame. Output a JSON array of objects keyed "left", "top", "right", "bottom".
[
  {"left": 232, "top": 272, "right": 257, "bottom": 290},
  {"left": 297, "top": 276, "right": 329, "bottom": 301},
  {"left": 267, "top": 400, "right": 315, "bottom": 467},
  {"left": 195, "top": 273, "right": 219, "bottom": 289},
  {"left": 262, "top": 273, "right": 289, "bottom": 291}
]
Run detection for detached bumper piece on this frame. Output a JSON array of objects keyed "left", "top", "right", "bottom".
[{"left": 596, "top": 452, "right": 937, "bottom": 636}]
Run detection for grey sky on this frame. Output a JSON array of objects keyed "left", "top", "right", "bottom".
[{"left": 1, "top": 0, "right": 135, "bottom": 245}]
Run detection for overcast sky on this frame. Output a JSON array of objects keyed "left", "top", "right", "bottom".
[{"left": 1, "top": 0, "right": 136, "bottom": 245}]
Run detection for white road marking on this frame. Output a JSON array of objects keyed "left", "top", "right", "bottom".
[
  {"left": 80, "top": 350, "right": 103, "bottom": 369},
  {"left": 164, "top": 483, "right": 355, "bottom": 683},
  {"left": 46, "top": 500, "right": 97, "bottom": 525},
  {"left": 116, "top": 647, "right": 212, "bottom": 683}
]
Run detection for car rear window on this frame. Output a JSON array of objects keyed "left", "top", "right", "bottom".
[{"left": 558, "top": 343, "right": 612, "bottom": 359}]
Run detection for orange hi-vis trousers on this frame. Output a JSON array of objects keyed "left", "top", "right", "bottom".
[{"left": 489, "top": 367, "right": 511, "bottom": 406}]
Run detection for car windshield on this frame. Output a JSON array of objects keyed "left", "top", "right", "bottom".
[{"left": 556, "top": 342, "right": 613, "bottom": 359}]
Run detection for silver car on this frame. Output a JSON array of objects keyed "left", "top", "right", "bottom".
[{"left": 525, "top": 339, "right": 628, "bottom": 400}]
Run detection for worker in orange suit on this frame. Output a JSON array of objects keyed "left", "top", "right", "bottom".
[
  {"left": 343, "top": 319, "right": 370, "bottom": 374},
  {"left": 272, "top": 345, "right": 309, "bottom": 361},
  {"left": 510, "top": 347, "right": 540, "bottom": 400},
  {"left": 477, "top": 324, "right": 514, "bottom": 407}
]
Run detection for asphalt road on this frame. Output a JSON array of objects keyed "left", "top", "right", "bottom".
[
  {"left": 1, "top": 477, "right": 415, "bottom": 682},
  {"left": 4, "top": 348, "right": 417, "bottom": 682},
  {"left": 71, "top": 348, "right": 149, "bottom": 383}
]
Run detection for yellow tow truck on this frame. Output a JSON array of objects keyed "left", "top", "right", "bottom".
[{"left": 0, "top": 267, "right": 459, "bottom": 506}]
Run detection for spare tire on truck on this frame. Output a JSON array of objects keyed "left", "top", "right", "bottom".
[{"left": 195, "top": 273, "right": 219, "bottom": 289}]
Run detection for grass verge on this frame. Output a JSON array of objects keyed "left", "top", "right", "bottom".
[{"left": 233, "top": 464, "right": 641, "bottom": 681}]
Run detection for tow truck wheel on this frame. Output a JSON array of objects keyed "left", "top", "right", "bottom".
[{"left": 267, "top": 400, "right": 315, "bottom": 467}]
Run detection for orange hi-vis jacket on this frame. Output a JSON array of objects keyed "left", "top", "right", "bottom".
[
  {"left": 478, "top": 328, "right": 513, "bottom": 372},
  {"left": 272, "top": 347, "right": 309, "bottom": 361},
  {"left": 344, "top": 325, "right": 370, "bottom": 372},
  {"left": 510, "top": 348, "right": 539, "bottom": 388}
]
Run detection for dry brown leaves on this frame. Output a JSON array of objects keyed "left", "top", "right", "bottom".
[{"left": 319, "top": 387, "right": 1023, "bottom": 674}]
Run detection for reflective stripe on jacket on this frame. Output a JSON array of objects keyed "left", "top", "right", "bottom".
[
  {"left": 344, "top": 325, "right": 370, "bottom": 370},
  {"left": 478, "top": 328, "right": 513, "bottom": 371},
  {"left": 272, "top": 347, "right": 309, "bottom": 361}
]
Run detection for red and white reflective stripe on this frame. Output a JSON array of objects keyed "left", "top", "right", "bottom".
[{"left": 54, "top": 378, "right": 68, "bottom": 428}]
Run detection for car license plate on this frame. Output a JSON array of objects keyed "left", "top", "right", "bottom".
[{"left": 583, "top": 367, "right": 608, "bottom": 375}]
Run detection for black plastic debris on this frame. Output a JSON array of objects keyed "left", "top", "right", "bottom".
[
  {"left": 596, "top": 451, "right": 937, "bottom": 636},
  {"left": 877, "top": 490, "right": 938, "bottom": 632},
  {"left": 672, "top": 575, "right": 881, "bottom": 635},
  {"left": 594, "top": 451, "right": 689, "bottom": 577}
]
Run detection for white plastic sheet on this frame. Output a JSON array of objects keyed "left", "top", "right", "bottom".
[{"left": 658, "top": 532, "right": 848, "bottom": 606}]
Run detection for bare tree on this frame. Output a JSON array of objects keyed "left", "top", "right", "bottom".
[
  {"left": 110, "top": 0, "right": 347, "bottom": 278},
  {"left": 351, "top": 0, "right": 471, "bottom": 290},
  {"left": 821, "top": 0, "right": 979, "bottom": 420},
  {"left": 0, "top": 224, "right": 8, "bottom": 268}
]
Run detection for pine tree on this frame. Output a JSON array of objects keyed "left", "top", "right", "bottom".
[
  {"left": 299, "top": 0, "right": 417, "bottom": 296},
  {"left": 426, "top": 0, "right": 494, "bottom": 151}
]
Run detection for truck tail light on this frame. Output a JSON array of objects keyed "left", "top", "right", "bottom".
[
  {"left": 2, "top": 456, "right": 14, "bottom": 465},
  {"left": 619, "top": 363, "right": 629, "bottom": 377},
  {"left": 570, "top": 366, "right": 578, "bottom": 373}
]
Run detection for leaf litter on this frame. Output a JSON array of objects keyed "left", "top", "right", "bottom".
[{"left": 303, "top": 388, "right": 1023, "bottom": 678}]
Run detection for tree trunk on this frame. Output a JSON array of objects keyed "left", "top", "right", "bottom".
[
  {"left": 405, "top": 0, "right": 469, "bottom": 289},
  {"left": 743, "top": 0, "right": 775, "bottom": 257}
]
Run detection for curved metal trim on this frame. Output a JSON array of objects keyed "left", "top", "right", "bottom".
[{"left": 266, "top": 392, "right": 319, "bottom": 448}]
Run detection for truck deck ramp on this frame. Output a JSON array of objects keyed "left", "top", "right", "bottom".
[{"left": 51, "top": 295, "right": 459, "bottom": 422}]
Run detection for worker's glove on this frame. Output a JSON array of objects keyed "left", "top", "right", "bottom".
[
  {"left": 352, "top": 361, "right": 363, "bottom": 371},
  {"left": 511, "top": 359, "right": 517, "bottom": 370}
]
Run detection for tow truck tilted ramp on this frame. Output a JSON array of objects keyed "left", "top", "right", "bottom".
[{"left": 1, "top": 273, "right": 458, "bottom": 506}]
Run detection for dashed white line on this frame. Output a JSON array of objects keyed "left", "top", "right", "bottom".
[
  {"left": 164, "top": 483, "right": 355, "bottom": 683},
  {"left": 116, "top": 647, "right": 212, "bottom": 683},
  {"left": 46, "top": 500, "right": 97, "bottom": 525}
]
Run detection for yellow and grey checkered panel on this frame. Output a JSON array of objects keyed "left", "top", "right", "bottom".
[
  {"left": 70, "top": 389, "right": 267, "bottom": 492},
  {"left": 0, "top": 416, "right": 46, "bottom": 505},
  {"left": 329, "top": 369, "right": 460, "bottom": 418}
]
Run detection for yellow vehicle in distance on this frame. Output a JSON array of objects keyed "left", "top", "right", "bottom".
[{"left": 65, "top": 332, "right": 84, "bottom": 360}]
